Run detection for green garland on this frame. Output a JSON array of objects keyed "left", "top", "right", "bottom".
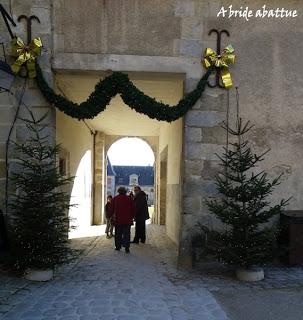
[{"left": 36, "top": 63, "right": 213, "bottom": 122}]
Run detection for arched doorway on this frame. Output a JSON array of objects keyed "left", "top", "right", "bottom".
[
  {"left": 106, "top": 137, "right": 155, "bottom": 222},
  {"left": 55, "top": 71, "right": 184, "bottom": 245}
]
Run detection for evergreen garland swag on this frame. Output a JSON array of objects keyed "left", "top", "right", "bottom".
[{"left": 36, "top": 63, "right": 214, "bottom": 122}]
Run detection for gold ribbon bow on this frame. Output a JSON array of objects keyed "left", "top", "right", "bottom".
[
  {"left": 11, "top": 37, "right": 42, "bottom": 78},
  {"left": 202, "top": 44, "right": 236, "bottom": 88}
]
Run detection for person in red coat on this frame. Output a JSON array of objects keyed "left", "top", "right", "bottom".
[{"left": 112, "top": 186, "right": 135, "bottom": 253}]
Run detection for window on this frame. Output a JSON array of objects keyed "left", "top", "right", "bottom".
[
  {"left": 58, "top": 148, "right": 70, "bottom": 177},
  {"left": 59, "top": 158, "right": 66, "bottom": 176},
  {"left": 129, "top": 174, "right": 138, "bottom": 186}
]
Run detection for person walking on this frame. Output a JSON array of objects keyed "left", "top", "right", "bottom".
[
  {"left": 132, "top": 186, "right": 149, "bottom": 244},
  {"left": 105, "top": 195, "right": 114, "bottom": 238},
  {"left": 112, "top": 187, "right": 135, "bottom": 253}
]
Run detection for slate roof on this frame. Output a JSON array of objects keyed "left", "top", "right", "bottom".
[
  {"left": 107, "top": 158, "right": 116, "bottom": 176},
  {"left": 112, "top": 165, "right": 154, "bottom": 186}
]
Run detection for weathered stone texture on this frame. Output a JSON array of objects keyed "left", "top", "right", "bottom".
[
  {"left": 183, "top": 196, "right": 200, "bottom": 214},
  {"left": 201, "top": 126, "right": 226, "bottom": 144},
  {"left": 15, "top": 89, "right": 49, "bottom": 107},
  {"left": 0, "top": 108, "right": 15, "bottom": 124},
  {"left": 15, "top": 125, "right": 54, "bottom": 144},
  {"left": 0, "top": 126, "right": 14, "bottom": 143},
  {"left": 201, "top": 160, "right": 221, "bottom": 181},
  {"left": 166, "top": 183, "right": 182, "bottom": 244},
  {"left": 185, "top": 143, "right": 224, "bottom": 161},
  {"left": 181, "top": 17, "right": 203, "bottom": 40},
  {"left": 197, "top": 92, "right": 228, "bottom": 111},
  {"left": 185, "top": 127, "right": 202, "bottom": 142},
  {"left": 0, "top": 93, "right": 14, "bottom": 106},
  {"left": 58, "top": 0, "right": 181, "bottom": 56},
  {"left": 179, "top": 39, "right": 203, "bottom": 57},
  {"left": 184, "top": 142, "right": 201, "bottom": 160},
  {"left": 0, "top": 143, "right": 14, "bottom": 160},
  {"left": 184, "top": 159, "right": 204, "bottom": 176},
  {"left": 0, "top": 161, "right": 6, "bottom": 179},
  {"left": 183, "top": 178, "right": 218, "bottom": 198},
  {"left": 185, "top": 111, "right": 225, "bottom": 127},
  {"left": 174, "top": 1, "right": 195, "bottom": 17}
]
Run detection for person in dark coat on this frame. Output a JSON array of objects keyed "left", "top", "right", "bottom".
[
  {"left": 105, "top": 195, "right": 114, "bottom": 238},
  {"left": 112, "top": 187, "right": 135, "bottom": 253},
  {"left": 128, "top": 191, "right": 134, "bottom": 200},
  {"left": 131, "top": 186, "right": 149, "bottom": 244}
]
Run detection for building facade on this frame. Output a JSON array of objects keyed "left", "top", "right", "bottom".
[
  {"left": 0, "top": 0, "right": 302, "bottom": 267},
  {"left": 106, "top": 158, "right": 155, "bottom": 205},
  {"left": 106, "top": 159, "right": 116, "bottom": 198}
]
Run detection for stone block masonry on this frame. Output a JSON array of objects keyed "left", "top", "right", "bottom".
[{"left": 0, "top": 0, "right": 54, "bottom": 212}]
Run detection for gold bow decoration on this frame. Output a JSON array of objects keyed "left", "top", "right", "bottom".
[
  {"left": 202, "top": 44, "right": 236, "bottom": 89},
  {"left": 11, "top": 37, "right": 42, "bottom": 78}
]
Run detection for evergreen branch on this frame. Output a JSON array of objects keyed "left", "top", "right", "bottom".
[
  {"left": 205, "top": 116, "right": 292, "bottom": 268},
  {"left": 8, "top": 111, "right": 77, "bottom": 270},
  {"left": 36, "top": 62, "right": 214, "bottom": 122}
]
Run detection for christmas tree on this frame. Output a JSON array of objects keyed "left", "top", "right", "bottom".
[
  {"left": 9, "top": 109, "right": 76, "bottom": 271},
  {"left": 206, "top": 113, "right": 290, "bottom": 269}
]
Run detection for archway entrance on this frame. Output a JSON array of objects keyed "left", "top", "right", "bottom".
[
  {"left": 55, "top": 71, "right": 184, "bottom": 246},
  {"left": 106, "top": 137, "right": 155, "bottom": 222}
]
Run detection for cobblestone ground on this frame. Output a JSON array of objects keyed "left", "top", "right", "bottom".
[
  {"left": 182, "top": 261, "right": 303, "bottom": 295},
  {"left": 188, "top": 261, "right": 303, "bottom": 320},
  {"left": 0, "top": 224, "right": 228, "bottom": 320},
  {"left": 2, "top": 224, "right": 303, "bottom": 320}
]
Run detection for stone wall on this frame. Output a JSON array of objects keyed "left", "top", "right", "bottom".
[
  {"left": 0, "top": 0, "right": 54, "bottom": 213},
  {"left": 53, "top": 0, "right": 181, "bottom": 56},
  {"left": 56, "top": 110, "right": 94, "bottom": 232},
  {"left": 178, "top": 0, "right": 303, "bottom": 267},
  {"left": 158, "top": 118, "right": 183, "bottom": 245},
  {"left": 94, "top": 131, "right": 106, "bottom": 224}
]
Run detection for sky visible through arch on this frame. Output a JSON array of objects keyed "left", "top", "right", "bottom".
[{"left": 107, "top": 137, "right": 155, "bottom": 166}]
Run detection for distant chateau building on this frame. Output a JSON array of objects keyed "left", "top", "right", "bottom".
[
  {"left": 106, "top": 160, "right": 116, "bottom": 198},
  {"left": 106, "top": 159, "right": 154, "bottom": 205}
]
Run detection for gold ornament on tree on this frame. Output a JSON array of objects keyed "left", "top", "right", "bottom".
[
  {"left": 11, "top": 37, "right": 42, "bottom": 78},
  {"left": 202, "top": 44, "right": 236, "bottom": 88}
]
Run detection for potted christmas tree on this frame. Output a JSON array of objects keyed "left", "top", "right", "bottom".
[
  {"left": 205, "top": 112, "right": 290, "bottom": 281},
  {"left": 8, "top": 109, "right": 75, "bottom": 281}
]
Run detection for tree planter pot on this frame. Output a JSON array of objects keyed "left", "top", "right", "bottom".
[
  {"left": 236, "top": 267, "right": 264, "bottom": 282},
  {"left": 24, "top": 268, "right": 54, "bottom": 282}
]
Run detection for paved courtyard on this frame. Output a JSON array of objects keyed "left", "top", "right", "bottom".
[
  {"left": 2, "top": 224, "right": 303, "bottom": 320},
  {"left": 0, "top": 224, "right": 227, "bottom": 320}
]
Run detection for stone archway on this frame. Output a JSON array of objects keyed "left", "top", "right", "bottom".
[
  {"left": 94, "top": 132, "right": 159, "bottom": 224},
  {"left": 104, "top": 136, "right": 156, "bottom": 221},
  {"left": 55, "top": 71, "right": 184, "bottom": 246}
]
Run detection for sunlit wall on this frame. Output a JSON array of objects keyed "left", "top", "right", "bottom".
[{"left": 56, "top": 110, "right": 93, "bottom": 238}]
